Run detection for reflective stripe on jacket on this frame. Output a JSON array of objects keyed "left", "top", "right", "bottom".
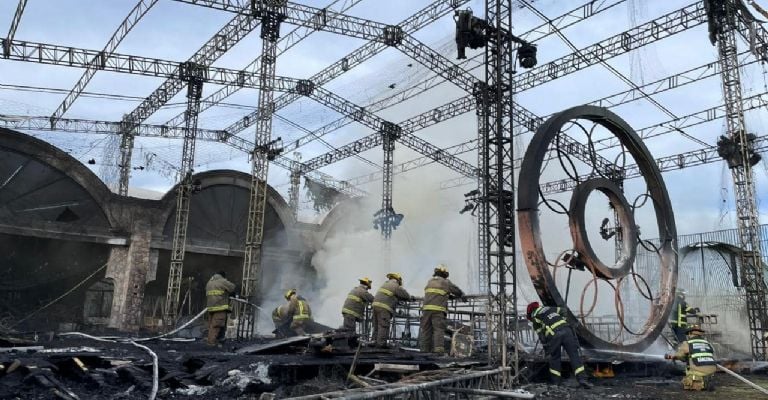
[
  {"left": 670, "top": 297, "right": 695, "bottom": 327},
  {"left": 687, "top": 338, "right": 716, "bottom": 367},
  {"left": 422, "top": 276, "right": 464, "bottom": 313},
  {"left": 205, "top": 274, "right": 236, "bottom": 312},
  {"left": 287, "top": 295, "right": 313, "bottom": 322},
  {"left": 531, "top": 306, "right": 568, "bottom": 337},
  {"left": 672, "top": 336, "right": 717, "bottom": 377},
  {"left": 293, "top": 299, "right": 312, "bottom": 321},
  {"left": 342, "top": 285, "right": 374, "bottom": 319},
  {"left": 373, "top": 279, "right": 411, "bottom": 314}
]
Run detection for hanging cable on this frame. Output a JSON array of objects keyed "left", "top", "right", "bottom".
[{"left": 9, "top": 262, "right": 108, "bottom": 329}]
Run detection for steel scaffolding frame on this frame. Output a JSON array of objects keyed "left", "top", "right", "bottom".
[
  {"left": 710, "top": 0, "right": 767, "bottom": 360},
  {"left": 1, "top": 0, "right": 766, "bottom": 359}
]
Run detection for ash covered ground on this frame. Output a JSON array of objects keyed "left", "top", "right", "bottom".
[{"left": 1, "top": 337, "right": 767, "bottom": 399}]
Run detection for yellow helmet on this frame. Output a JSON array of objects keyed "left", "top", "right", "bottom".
[
  {"left": 434, "top": 264, "right": 449, "bottom": 277},
  {"left": 386, "top": 273, "right": 402, "bottom": 284},
  {"left": 359, "top": 277, "right": 373, "bottom": 288},
  {"left": 284, "top": 288, "right": 297, "bottom": 300}
]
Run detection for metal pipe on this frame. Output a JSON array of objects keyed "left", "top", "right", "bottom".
[
  {"left": 441, "top": 387, "right": 535, "bottom": 399},
  {"left": 286, "top": 367, "right": 511, "bottom": 399},
  {"left": 716, "top": 364, "right": 768, "bottom": 396}
]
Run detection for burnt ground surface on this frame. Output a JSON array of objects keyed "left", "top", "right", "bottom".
[
  {"left": 2, "top": 336, "right": 768, "bottom": 399},
  {"left": 520, "top": 375, "right": 768, "bottom": 399}
]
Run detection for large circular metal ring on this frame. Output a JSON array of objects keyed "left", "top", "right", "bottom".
[
  {"left": 517, "top": 105, "right": 678, "bottom": 352},
  {"left": 569, "top": 177, "right": 638, "bottom": 280}
]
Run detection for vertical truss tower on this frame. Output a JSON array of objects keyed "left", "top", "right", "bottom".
[
  {"left": 237, "top": 0, "right": 287, "bottom": 339},
  {"left": 481, "top": 0, "right": 518, "bottom": 368},
  {"left": 164, "top": 61, "right": 207, "bottom": 324},
  {"left": 712, "top": 0, "right": 768, "bottom": 360}
]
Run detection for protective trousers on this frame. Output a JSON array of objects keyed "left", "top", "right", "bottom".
[
  {"left": 342, "top": 314, "right": 357, "bottom": 332},
  {"left": 683, "top": 373, "right": 711, "bottom": 391},
  {"left": 545, "top": 328, "right": 585, "bottom": 379},
  {"left": 419, "top": 310, "right": 447, "bottom": 353},
  {"left": 206, "top": 311, "right": 228, "bottom": 345},
  {"left": 372, "top": 308, "right": 392, "bottom": 347}
]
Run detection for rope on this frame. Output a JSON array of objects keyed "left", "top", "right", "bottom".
[{"left": 9, "top": 262, "right": 108, "bottom": 329}]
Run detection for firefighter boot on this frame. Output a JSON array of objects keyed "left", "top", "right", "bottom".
[
  {"left": 549, "top": 375, "right": 561, "bottom": 386},
  {"left": 577, "top": 376, "right": 593, "bottom": 389}
]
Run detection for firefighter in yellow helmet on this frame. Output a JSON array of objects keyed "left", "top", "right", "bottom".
[
  {"left": 419, "top": 264, "right": 465, "bottom": 354},
  {"left": 341, "top": 278, "right": 374, "bottom": 332},
  {"left": 665, "top": 325, "right": 717, "bottom": 391},
  {"left": 205, "top": 271, "right": 236, "bottom": 346},
  {"left": 284, "top": 288, "right": 314, "bottom": 335},
  {"left": 372, "top": 273, "right": 413, "bottom": 348}
]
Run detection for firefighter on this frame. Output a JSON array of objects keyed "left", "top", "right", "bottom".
[
  {"left": 205, "top": 271, "right": 236, "bottom": 346},
  {"left": 285, "top": 289, "right": 313, "bottom": 335},
  {"left": 665, "top": 324, "right": 717, "bottom": 391},
  {"left": 670, "top": 290, "right": 700, "bottom": 343},
  {"left": 527, "top": 302, "right": 592, "bottom": 388},
  {"left": 341, "top": 278, "right": 374, "bottom": 332},
  {"left": 419, "top": 264, "right": 465, "bottom": 354},
  {"left": 372, "top": 273, "right": 413, "bottom": 348},
  {"left": 272, "top": 303, "right": 292, "bottom": 338}
]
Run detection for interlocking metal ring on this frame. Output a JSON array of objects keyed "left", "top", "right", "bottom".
[{"left": 517, "top": 105, "right": 678, "bottom": 351}]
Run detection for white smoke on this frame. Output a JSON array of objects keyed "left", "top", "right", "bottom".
[{"left": 308, "top": 166, "right": 476, "bottom": 327}]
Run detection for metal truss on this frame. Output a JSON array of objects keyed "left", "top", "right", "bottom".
[
  {"left": 377, "top": 122, "right": 401, "bottom": 240},
  {"left": 123, "top": 11, "right": 262, "bottom": 125},
  {"left": 394, "top": 1, "right": 621, "bottom": 96},
  {"left": 117, "top": 128, "right": 135, "bottom": 196},
  {"left": 540, "top": 136, "right": 768, "bottom": 195},
  {"left": 516, "top": 2, "right": 706, "bottom": 92},
  {"left": 50, "top": 0, "right": 159, "bottom": 121},
  {"left": 279, "top": 0, "right": 629, "bottom": 155},
  {"left": 390, "top": 2, "right": 709, "bottom": 139},
  {"left": 164, "top": 62, "right": 206, "bottom": 325},
  {"left": 344, "top": 139, "right": 478, "bottom": 186},
  {"left": 1, "top": 39, "right": 301, "bottom": 90},
  {"left": 711, "top": 0, "right": 767, "bottom": 360},
  {"left": 288, "top": 367, "right": 513, "bottom": 400},
  {"left": 176, "top": 0, "right": 393, "bottom": 41},
  {"left": 288, "top": 168, "right": 301, "bottom": 218},
  {"left": 163, "top": 0, "right": 363, "bottom": 128},
  {"left": 297, "top": 87, "right": 477, "bottom": 178},
  {"left": 520, "top": 0, "right": 686, "bottom": 138},
  {"left": 595, "top": 90, "right": 768, "bottom": 150},
  {"left": 0, "top": 113, "right": 367, "bottom": 197},
  {"left": 735, "top": 9, "right": 768, "bottom": 62},
  {"left": 238, "top": 0, "right": 284, "bottom": 339},
  {"left": 113, "top": 5, "right": 268, "bottom": 194},
  {"left": 480, "top": 0, "right": 518, "bottom": 368},
  {"left": 3, "top": 0, "right": 27, "bottom": 58},
  {"left": 0, "top": 40, "right": 397, "bottom": 195},
  {"left": 410, "top": 51, "right": 759, "bottom": 189},
  {"left": 275, "top": 113, "right": 379, "bottom": 169},
  {"left": 440, "top": 90, "right": 768, "bottom": 190},
  {"left": 221, "top": 0, "right": 467, "bottom": 137}
]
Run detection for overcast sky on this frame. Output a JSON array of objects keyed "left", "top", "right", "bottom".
[{"left": 1, "top": 0, "right": 767, "bottom": 238}]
